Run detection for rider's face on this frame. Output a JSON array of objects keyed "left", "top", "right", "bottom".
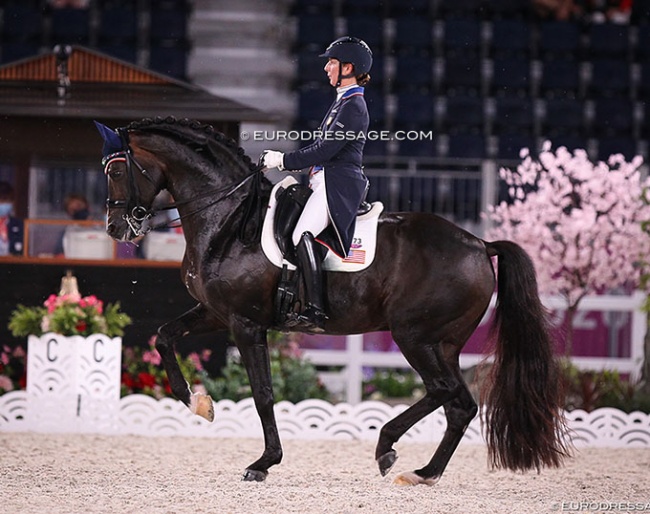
[{"left": 324, "top": 58, "right": 340, "bottom": 87}]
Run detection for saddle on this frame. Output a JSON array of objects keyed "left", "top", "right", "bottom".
[{"left": 271, "top": 182, "right": 375, "bottom": 327}]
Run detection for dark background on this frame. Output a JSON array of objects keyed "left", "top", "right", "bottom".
[{"left": 0, "top": 262, "right": 230, "bottom": 376}]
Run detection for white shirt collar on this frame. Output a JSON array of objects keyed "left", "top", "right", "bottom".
[{"left": 336, "top": 83, "right": 358, "bottom": 101}]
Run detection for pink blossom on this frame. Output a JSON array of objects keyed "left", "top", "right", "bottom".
[
  {"left": 485, "top": 144, "right": 650, "bottom": 307},
  {"left": 0, "top": 375, "right": 13, "bottom": 391},
  {"left": 1, "top": 352, "right": 8, "bottom": 365},
  {"left": 79, "top": 295, "right": 103, "bottom": 314},
  {"left": 142, "top": 349, "right": 161, "bottom": 366},
  {"left": 187, "top": 352, "right": 203, "bottom": 372},
  {"left": 12, "top": 346, "right": 25, "bottom": 358}
]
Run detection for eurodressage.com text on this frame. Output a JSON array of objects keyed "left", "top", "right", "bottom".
[{"left": 239, "top": 129, "right": 434, "bottom": 142}]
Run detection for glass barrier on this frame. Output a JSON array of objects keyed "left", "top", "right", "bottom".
[{"left": 18, "top": 219, "right": 186, "bottom": 262}]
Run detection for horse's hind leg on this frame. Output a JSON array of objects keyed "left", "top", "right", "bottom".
[
  {"left": 393, "top": 362, "right": 477, "bottom": 486},
  {"left": 375, "top": 341, "right": 476, "bottom": 486},
  {"left": 156, "top": 303, "right": 224, "bottom": 421}
]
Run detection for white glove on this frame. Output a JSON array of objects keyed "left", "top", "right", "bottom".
[{"left": 261, "top": 150, "right": 285, "bottom": 171}]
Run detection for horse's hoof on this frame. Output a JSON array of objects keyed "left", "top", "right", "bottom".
[
  {"left": 190, "top": 393, "right": 214, "bottom": 422},
  {"left": 393, "top": 471, "right": 440, "bottom": 487},
  {"left": 377, "top": 450, "right": 398, "bottom": 477},
  {"left": 242, "top": 469, "right": 268, "bottom": 482}
]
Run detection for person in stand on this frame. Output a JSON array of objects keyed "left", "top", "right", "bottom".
[
  {"left": 260, "top": 36, "right": 372, "bottom": 331},
  {"left": 54, "top": 192, "right": 91, "bottom": 256},
  {"left": 0, "top": 181, "right": 24, "bottom": 256}
]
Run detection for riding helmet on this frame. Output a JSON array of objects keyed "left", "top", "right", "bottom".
[{"left": 319, "top": 36, "right": 373, "bottom": 74}]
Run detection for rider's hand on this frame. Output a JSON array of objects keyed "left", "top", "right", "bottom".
[{"left": 260, "top": 150, "right": 285, "bottom": 171}]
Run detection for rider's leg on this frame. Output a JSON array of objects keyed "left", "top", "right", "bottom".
[
  {"left": 292, "top": 171, "right": 329, "bottom": 330},
  {"left": 295, "top": 231, "right": 328, "bottom": 330}
]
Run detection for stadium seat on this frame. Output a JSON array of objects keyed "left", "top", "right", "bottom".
[
  {"left": 50, "top": 7, "right": 91, "bottom": 45},
  {"left": 588, "top": 59, "right": 631, "bottom": 98},
  {"left": 493, "top": 96, "right": 535, "bottom": 135},
  {"left": 393, "top": 15, "right": 433, "bottom": 55},
  {"left": 538, "top": 21, "right": 581, "bottom": 60},
  {"left": 586, "top": 23, "right": 630, "bottom": 60},
  {"left": 394, "top": 92, "right": 435, "bottom": 131},
  {"left": 539, "top": 59, "right": 581, "bottom": 98},
  {"left": 441, "top": 54, "right": 483, "bottom": 95},
  {"left": 591, "top": 97, "right": 634, "bottom": 137},
  {"left": 490, "top": 19, "right": 531, "bottom": 58},
  {"left": 491, "top": 56, "right": 531, "bottom": 96},
  {"left": 496, "top": 133, "right": 538, "bottom": 160},
  {"left": 444, "top": 95, "right": 485, "bottom": 134},
  {"left": 596, "top": 136, "right": 638, "bottom": 161}
]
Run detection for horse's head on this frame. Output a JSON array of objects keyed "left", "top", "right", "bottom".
[{"left": 95, "top": 120, "right": 167, "bottom": 241}]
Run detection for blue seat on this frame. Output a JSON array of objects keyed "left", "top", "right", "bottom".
[
  {"left": 496, "top": 133, "right": 537, "bottom": 160},
  {"left": 97, "top": 43, "right": 137, "bottom": 63},
  {"left": 393, "top": 16, "right": 433, "bottom": 55},
  {"left": 543, "top": 98, "right": 585, "bottom": 135},
  {"left": 539, "top": 59, "right": 580, "bottom": 98},
  {"left": 364, "top": 88, "right": 386, "bottom": 125},
  {"left": 393, "top": 54, "right": 433, "bottom": 92},
  {"left": 493, "top": 96, "right": 534, "bottom": 134},
  {"left": 394, "top": 92, "right": 435, "bottom": 131},
  {"left": 295, "top": 14, "right": 335, "bottom": 51},
  {"left": 296, "top": 50, "right": 326, "bottom": 86},
  {"left": 592, "top": 98, "right": 634, "bottom": 137},
  {"left": 50, "top": 7, "right": 91, "bottom": 45},
  {"left": 547, "top": 134, "right": 588, "bottom": 153},
  {"left": 447, "top": 132, "right": 487, "bottom": 159},
  {"left": 340, "top": 0, "right": 384, "bottom": 16},
  {"left": 587, "top": 23, "right": 630, "bottom": 59},
  {"left": 0, "top": 41, "right": 40, "bottom": 63},
  {"left": 98, "top": 6, "right": 138, "bottom": 43},
  {"left": 149, "top": 44, "right": 188, "bottom": 79},
  {"left": 150, "top": 8, "right": 188, "bottom": 41},
  {"left": 491, "top": 56, "right": 530, "bottom": 96},
  {"left": 538, "top": 21, "right": 581, "bottom": 60},
  {"left": 596, "top": 137, "right": 637, "bottom": 161},
  {"left": 1, "top": 5, "right": 42, "bottom": 43},
  {"left": 295, "top": 86, "right": 331, "bottom": 131},
  {"left": 588, "top": 59, "right": 631, "bottom": 98},
  {"left": 345, "top": 15, "right": 385, "bottom": 50},
  {"left": 444, "top": 95, "right": 485, "bottom": 133},
  {"left": 290, "top": 0, "right": 335, "bottom": 15},
  {"left": 443, "top": 17, "right": 482, "bottom": 56},
  {"left": 490, "top": 19, "right": 531, "bottom": 58},
  {"left": 437, "top": 0, "right": 485, "bottom": 17},
  {"left": 389, "top": 0, "right": 433, "bottom": 17},
  {"left": 396, "top": 139, "right": 436, "bottom": 158},
  {"left": 442, "top": 54, "right": 483, "bottom": 95}
]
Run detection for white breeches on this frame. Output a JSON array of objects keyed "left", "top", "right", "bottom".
[{"left": 292, "top": 170, "right": 330, "bottom": 246}]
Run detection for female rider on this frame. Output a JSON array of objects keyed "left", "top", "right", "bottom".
[{"left": 261, "top": 36, "right": 373, "bottom": 331}]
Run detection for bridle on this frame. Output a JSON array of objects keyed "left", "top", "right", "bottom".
[{"left": 103, "top": 128, "right": 263, "bottom": 239}]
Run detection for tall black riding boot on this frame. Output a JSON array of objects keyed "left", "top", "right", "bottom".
[{"left": 296, "top": 231, "right": 328, "bottom": 332}]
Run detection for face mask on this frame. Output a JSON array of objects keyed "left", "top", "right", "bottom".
[
  {"left": 72, "top": 208, "right": 89, "bottom": 220},
  {"left": 0, "top": 203, "right": 12, "bottom": 217}
]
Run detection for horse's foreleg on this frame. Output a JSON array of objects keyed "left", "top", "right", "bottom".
[
  {"left": 156, "top": 303, "right": 223, "bottom": 421},
  {"left": 233, "top": 322, "right": 282, "bottom": 482}
]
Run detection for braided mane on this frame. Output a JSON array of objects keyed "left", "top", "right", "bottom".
[{"left": 125, "top": 116, "right": 258, "bottom": 173}]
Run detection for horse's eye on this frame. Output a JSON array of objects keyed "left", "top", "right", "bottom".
[{"left": 108, "top": 164, "right": 124, "bottom": 179}]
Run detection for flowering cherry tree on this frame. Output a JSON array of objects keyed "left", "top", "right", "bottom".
[{"left": 484, "top": 142, "right": 650, "bottom": 354}]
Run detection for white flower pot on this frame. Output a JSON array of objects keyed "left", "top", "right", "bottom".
[{"left": 26, "top": 333, "right": 122, "bottom": 433}]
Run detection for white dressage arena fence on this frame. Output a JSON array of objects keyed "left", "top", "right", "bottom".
[{"left": 0, "top": 293, "right": 648, "bottom": 447}]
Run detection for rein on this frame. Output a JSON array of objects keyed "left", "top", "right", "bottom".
[{"left": 104, "top": 129, "right": 264, "bottom": 238}]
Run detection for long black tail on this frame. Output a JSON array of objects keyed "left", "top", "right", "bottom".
[{"left": 481, "top": 240, "right": 571, "bottom": 471}]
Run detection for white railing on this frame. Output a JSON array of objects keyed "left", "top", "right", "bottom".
[{"left": 304, "top": 292, "right": 648, "bottom": 404}]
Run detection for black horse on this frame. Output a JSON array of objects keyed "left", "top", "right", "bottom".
[{"left": 99, "top": 117, "right": 569, "bottom": 485}]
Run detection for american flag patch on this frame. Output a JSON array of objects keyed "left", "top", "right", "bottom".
[{"left": 343, "top": 249, "right": 366, "bottom": 264}]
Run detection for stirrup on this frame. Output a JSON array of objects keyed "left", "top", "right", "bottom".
[{"left": 296, "top": 305, "right": 328, "bottom": 333}]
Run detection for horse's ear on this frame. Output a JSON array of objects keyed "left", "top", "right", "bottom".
[{"left": 94, "top": 120, "right": 123, "bottom": 158}]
